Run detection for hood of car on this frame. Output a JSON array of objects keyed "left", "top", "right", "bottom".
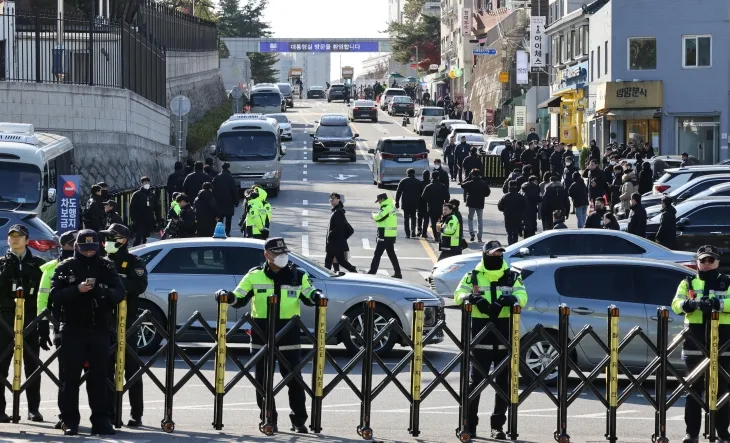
[
  {"left": 279, "top": 123, "right": 291, "bottom": 130},
  {"left": 329, "top": 273, "right": 441, "bottom": 302}
]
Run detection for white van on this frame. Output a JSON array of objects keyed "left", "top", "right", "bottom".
[
  {"left": 0, "top": 123, "right": 73, "bottom": 226},
  {"left": 213, "top": 114, "right": 286, "bottom": 197},
  {"left": 413, "top": 106, "right": 445, "bottom": 135},
  {"left": 249, "top": 87, "right": 285, "bottom": 114},
  {"left": 379, "top": 88, "right": 407, "bottom": 110}
]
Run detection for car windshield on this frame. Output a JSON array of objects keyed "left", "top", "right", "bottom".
[
  {"left": 217, "top": 131, "right": 277, "bottom": 160},
  {"left": 656, "top": 172, "right": 676, "bottom": 184},
  {"left": 462, "top": 134, "right": 485, "bottom": 143},
  {"left": 290, "top": 251, "right": 337, "bottom": 276},
  {"left": 422, "top": 108, "right": 444, "bottom": 116},
  {"left": 393, "top": 97, "right": 412, "bottom": 103},
  {"left": 316, "top": 125, "right": 352, "bottom": 138},
  {"left": 382, "top": 140, "right": 427, "bottom": 154},
  {"left": 250, "top": 92, "right": 281, "bottom": 107},
  {"left": 267, "top": 114, "right": 289, "bottom": 124},
  {"left": 386, "top": 89, "right": 406, "bottom": 96},
  {"left": 277, "top": 85, "right": 292, "bottom": 95},
  {"left": 0, "top": 162, "right": 41, "bottom": 210}
]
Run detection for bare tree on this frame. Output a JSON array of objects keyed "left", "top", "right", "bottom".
[{"left": 364, "top": 60, "right": 388, "bottom": 79}]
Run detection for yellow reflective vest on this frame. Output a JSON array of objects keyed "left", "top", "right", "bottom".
[
  {"left": 38, "top": 259, "right": 58, "bottom": 315},
  {"left": 439, "top": 213, "right": 460, "bottom": 250},
  {"left": 672, "top": 275, "right": 730, "bottom": 325},
  {"left": 372, "top": 198, "right": 397, "bottom": 239},
  {"left": 454, "top": 260, "right": 528, "bottom": 319},
  {"left": 231, "top": 264, "right": 315, "bottom": 319}
]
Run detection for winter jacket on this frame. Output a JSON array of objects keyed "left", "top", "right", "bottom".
[
  {"left": 568, "top": 172, "right": 589, "bottom": 208},
  {"left": 585, "top": 207, "right": 607, "bottom": 229},
  {"left": 461, "top": 176, "right": 491, "bottom": 209},
  {"left": 620, "top": 173, "right": 638, "bottom": 213},
  {"left": 129, "top": 187, "right": 160, "bottom": 229},
  {"left": 583, "top": 167, "right": 606, "bottom": 200},
  {"left": 520, "top": 181, "right": 542, "bottom": 231},
  {"left": 655, "top": 203, "right": 677, "bottom": 249},
  {"left": 638, "top": 162, "right": 654, "bottom": 195},
  {"left": 462, "top": 154, "right": 482, "bottom": 175},
  {"left": 166, "top": 169, "right": 186, "bottom": 200},
  {"left": 432, "top": 167, "right": 450, "bottom": 186},
  {"left": 212, "top": 170, "right": 239, "bottom": 216},
  {"left": 421, "top": 180, "right": 451, "bottom": 213},
  {"left": 498, "top": 186, "right": 527, "bottom": 229},
  {"left": 182, "top": 170, "right": 209, "bottom": 201},
  {"left": 541, "top": 180, "right": 571, "bottom": 221},
  {"left": 562, "top": 164, "right": 577, "bottom": 190},
  {"left": 194, "top": 189, "right": 220, "bottom": 237},
  {"left": 326, "top": 202, "right": 353, "bottom": 253},
  {"left": 627, "top": 203, "right": 647, "bottom": 238},
  {"left": 395, "top": 176, "right": 423, "bottom": 211}
]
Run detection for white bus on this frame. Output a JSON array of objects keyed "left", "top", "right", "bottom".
[
  {"left": 249, "top": 85, "right": 285, "bottom": 114},
  {"left": 0, "top": 123, "right": 74, "bottom": 226}
]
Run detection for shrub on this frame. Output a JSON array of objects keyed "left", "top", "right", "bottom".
[{"left": 186, "top": 99, "right": 234, "bottom": 154}]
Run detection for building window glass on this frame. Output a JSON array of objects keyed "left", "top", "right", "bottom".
[
  {"left": 626, "top": 120, "right": 648, "bottom": 145},
  {"left": 582, "top": 26, "right": 589, "bottom": 55},
  {"left": 597, "top": 46, "right": 600, "bottom": 78},
  {"left": 683, "top": 35, "right": 712, "bottom": 68},
  {"left": 604, "top": 41, "right": 608, "bottom": 74},
  {"left": 567, "top": 31, "right": 574, "bottom": 60},
  {"left": 552, "top": 36, "right": 559, "bottom": 68},
  {"left": 676, "top": 117, "right": 720, "bottom": 164},
  {"left": 649, "top": 119, "right": 661, "bottom": 153},
  {"left": 590, "top": 50, "right": 594, "bottom": 81},
  {"left": 627, "top": 37, "right": 657, "bottom": 70},
  {"left": 559, "top": 35, "right": 565, "bottom": 63}
]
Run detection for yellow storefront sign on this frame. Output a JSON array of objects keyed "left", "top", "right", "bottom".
[
  {"left": 499, "top": 72, "right": 509, "bottom": 83},
  {"left": 596, "top": 81, "right": 663, "bottom": 112}
]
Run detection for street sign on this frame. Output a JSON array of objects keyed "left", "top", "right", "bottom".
[
  {"left": 170, "top": 95, "right": 191, "bottom": 116},
  {"left": 230, "top": 87, "right": 243, "bottom": 99},
  {"left": 473, "top": 48, "right": 497, "bottom": 56},
  {"left": 499, "top": 72, "right": 509, "bottom": 83}
]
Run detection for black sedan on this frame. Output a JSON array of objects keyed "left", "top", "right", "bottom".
[
  {"left": 307, "top": 86, "right": 325, "bottom": 99},
  {"left": 349, "top": 100, "right": 378, "bottom": 122},
  {"left": 388, "top": 96, "right": 415, "bottom": 116}
]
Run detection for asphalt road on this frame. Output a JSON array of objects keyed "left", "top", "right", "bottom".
[{"left": 4, "top": 100, "right": 694, "bottom": 442}]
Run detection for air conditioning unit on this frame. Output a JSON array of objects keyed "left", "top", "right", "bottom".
[{"left": 0, "top": 123, "right": 38, "bottom": 145}]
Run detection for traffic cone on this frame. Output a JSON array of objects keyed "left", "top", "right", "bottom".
[{"left": 213, "top": 222, "right": 227, "bottom": 239}]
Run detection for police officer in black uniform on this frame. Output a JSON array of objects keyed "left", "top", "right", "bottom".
[
  {"left": 99, "top": 223, "right": 148, "bottom": 427},
  {"left": 50, "top": 229, "right": 125, "bottom": 435},
  {"left": 0, "top": 224, "right": 46, "bottom": 422}
]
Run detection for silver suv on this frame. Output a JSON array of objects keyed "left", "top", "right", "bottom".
[{"left": 369, "top": 137, "right": 429, "bottom": 187}]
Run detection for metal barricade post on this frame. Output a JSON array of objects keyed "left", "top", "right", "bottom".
[
  {"left": 114, "top": 297, "right": 128, "bottom": 428},
  {"left": 11, "top": 287, "right": 24, "bottom": 424},
  {"left": 162, "top": 290, "right": 178, "bottom": 433},
  {"left": 605, "top": 306, "right": 619, "bottom": 442},
  {"left": 357, "top": 299, "right": 375, "bottom": 440},
  {"left": 555, "top": 304, "right": 571, "bottom": 443},
  {"left": 706, "top": 310, "right": 720, "bottom": 442},
  {"left": 653, "top": 307, "right": 670, "bottom": 443},
  {"left": 310, "top": 295, "right": 328, "bottom": 434},
  {"left": 508, "top": 304, "right": 521, "bottom": 440},
  {"left": 408, "top": 301, "right": 424, "bottom": 437},
  {"left": 212, "top": 293, "right": 228, "bottom": 430},
  {"left": 456, "top": 301, "right": 472, "bottom": 443},
  {"left": 260, "top": 294, "right": 279, "bottom": 436}
]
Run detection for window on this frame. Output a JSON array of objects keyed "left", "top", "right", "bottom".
[
  {"left": 683, "top": 35, "right": 711, "bottom": 68},
  {"left": 686, "top": 205, "right": 730, "bottom": 225},
  {"left": 528, "top": 234, "right": 582, "bottom": 256},
  {"left": 552, "top": 37, "right": 559, "bottom": 68},
  {"left": 583, "top": 235, "right": 645, "bottom": 255},
  {"left": 153, "top": 247, "right": 233, "bottom": 275},
  {"left": 556, "top": 265, "right": 636, "bottom": 302},
  {"left": 568, "top": 30, "right": 575, "bottom": 60},
  {"left": 138, "top": 249, "right": 162, "bottom": 266},
  {"left": 558, "top": 35, "right": 565, "bottom": 63},
  {"left": 581, "top": 26, "right": 589, "bottom": 55},
  {"left": 597, "top": 46, "right": 601, "bottom": 78},
  {"left": 633, "top": 267, "right": 690, "bottom": 306},
  {"left": 226, "top": 247, "right": 265, "bottom": 275},
  {"left": 628, "top": 37, "right": 657, "bottom": 70},
  {"left": 604, "top": 41, "right": 608, "bottom": 74},
  {"left": 590, "top": 50, "right": 594, "bottom": 81}
]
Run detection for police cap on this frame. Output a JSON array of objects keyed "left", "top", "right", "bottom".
[
  {"left": 483, "top": 240, "right": 505, "bottom": 255},
  {"left": 75, "top": 229, "right": 99, "bottom": 252},
  {"left": 8, "top": 224, "right": 29, "bottom": 238},
  {"left": 375, "top": 193, "right": 388, "bottom": 203},
  {"left": 100, "top": 223, "right": 131, "bottom": 240},
  {"left": 265, "top": 237, "right": 289, "bottom": 254},
  {"left": 59, "top": 230, "right": 77, "bottom": 246},
  {"left": 697, "top": 245, "right": 720, "bottom": 260}
]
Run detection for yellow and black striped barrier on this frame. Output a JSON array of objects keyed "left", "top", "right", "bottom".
[
  {"left": 113, "top": 297, "right": 128, "bottom": 428},
  {"left": 408, "top": 301, "right": 424, "bottom": 437},
  {"left": 212, "top": 293, "right": 229, "bottom": 430},
  {"left": 479, "top": 154, "right": 508, "bottom": 186},
  {"left": 11, "top": 287, "right": 24, "bottom": 424}
]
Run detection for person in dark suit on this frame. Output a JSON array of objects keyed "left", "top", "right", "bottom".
[
  {"left": 212, "top": 162, "right": 239, "bottom": 236},
  {"left": 325, "top": 193, "right": 357, "bottom": 272},
  {"left": 461, "top": 106, "right": 474, "bottom": 124}
]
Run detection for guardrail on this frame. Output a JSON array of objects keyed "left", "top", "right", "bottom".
[
  {"left": 3, "top": 288, "right": 722, "bottom": 443},
  {"left": 479, "top": 154, "right": 507, "bottom": 186}
]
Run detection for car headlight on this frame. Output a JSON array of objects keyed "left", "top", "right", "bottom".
[
  {"left": 434, "top": 263, "right": 465, "bottom": 275},
  {"left": 262, "top": 170, "right": 278, "bottom": 179}
]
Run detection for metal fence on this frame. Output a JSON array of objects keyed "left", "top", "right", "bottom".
[{"left": 134, "top": 0, "right": 217, "bottom": 52}]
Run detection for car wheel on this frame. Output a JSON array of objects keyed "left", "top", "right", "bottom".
[
  {"left": 136, "top": 300, "right": 165, "bottom": 355},
  {"left": 268, "top": 187, "right": 279, "bottom": 198},
  {"left": 312, "top": 156, "right": 319, "bottom": 162},
  {"left": 342, "top": 304, "right": 399, "bottom": 355},
  {"left": 372, "top": 118, "right": 378, "bottom": 123},
  {"left": 377, "top": 182, "right": 385, "bottom": 189},
  {"left": 520, "top": 330, "right": 567, "bottom": 386}
]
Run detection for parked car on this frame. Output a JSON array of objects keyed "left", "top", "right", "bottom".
[
  {"left": 387, "top": 96, "right": 415, "bottom": 117},
  {"left": 432, "top": 119, "right": 467, "bottom": 148},
  {"left": 0, "top": 211, "right": 59, "bottom": 260},
  {"left": 625, "top": 155, "right": 683, "bottom": 180},
  {"left": 310, "top": 115, "right": 358, "bottom": 162},
  {"left": 369, "top": 137, "right": 429, "bottom": 188},
  {"left": 483, "top": 137, "right": 509, "bottom": 154},
  {"left": 428, "top": 229, "right": 696, "bottom": 298},
  {"left": 413, "top": 106, "right": 446, "bottom": 135},
  {"left": 447, "top": 124, "right": 481, "bottom": 144},
  {"left": 512, "top": 256, "right": 692, "bottom": 383},
  {"left": 266, "top": 113, "right": 292, "bottom": 140},
  {"left": 348, "top": 100, "right": 378, "bottom": 122},
  {"left": 307, "top": 86, "right": 326, "bottom": 99},
  {"left": 130, "top": 238, "right": 445, "bottom": 355},
  {"left": 379, "top": 88, "right": 407, "bottom": 110},
  {"left": 651, "top": 165, "right": 730, "bottom": 194},
  {"left": 637, "top": 174, "right": 730, "bottom": 212}
]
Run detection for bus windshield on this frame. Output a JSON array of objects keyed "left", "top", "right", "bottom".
[
  {"left": 0, "top": 162, "right": 41, "bottom": 210},
  {"left": 250, "top": 92, "right": 281, "bottom": 107},
  {"left": 217, "top": 131, "right": 277, "bottom": 161}
]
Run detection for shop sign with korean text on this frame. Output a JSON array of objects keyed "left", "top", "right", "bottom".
[
  {"left": 596, "top": 80, "right": 663, "bottom": 111},
  {"left": 462, "top": 8, "right": 471, "bottom": 36},
  {"left": 530, "top": 16, "right": 546, "bottom": 70},
  {"left": 516, "top": 50, "right": 529, "bottom": 84}
]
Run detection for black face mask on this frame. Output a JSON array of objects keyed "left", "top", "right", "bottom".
[
  {"left": 74, "top": 248, "right": 98, "bottom": 264},
  {"left": 483, "top": 254, "right": 503, "bottom": 271},
  {"left": 100, "top": 190, "right": 109, "bottom": 199},
  {"left": 698, "top": 269, "right": 720, "bottom": 282},
  {"left": 60, "top": 249, "right": 74, "bottom": 260}
]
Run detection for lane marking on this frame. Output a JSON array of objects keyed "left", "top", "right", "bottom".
[
  {"left": 419, "top": 237, "right": 438, "bottom": 264},
  {"left": 303, "top": 178, "right": 308, "bottom": 182},
  {"left": 303, "top": 164, "right": 307, "bottom": 168},
  {"left": 302, "top": 235, "right": 310, "bottom": 256},
  {"left": 303, "top": 199, "right": 308, "bottom": 205},
  {"left": 303, "top": 170, "right": 308, "bottom": 175},
  {"left": 302, "top": 209, "right": 309, "bottom": 216},
  {"left": 302, "top": 220, "right": 309, "bottom": 227}
]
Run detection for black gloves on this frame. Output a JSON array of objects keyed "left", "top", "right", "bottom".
[
  {"left": 488, "top": 300, "right": 503, "bottom": 319},
  {"left": 710, "top": 297, "right": 722, "bottom": 312},
  {"left": 681, "top": 299, "right": 699, "bottom": 313},
  {"left": 38, "top": 321, "right": 52, "bottom": 351},
  {"left": 499, "top": 294, "right": 519, "bottom": 306},
  {"left": 698, "top": 298, "right": 713, "bottom": 314},
  {"left": 215, "top": 289, "right": 232, "bottom": 303},
  {"left": 300, "top": 290, "right": 326, "bottom": 307},
  {"left": 467, "top": 293, "right": 491, "bottom": 314},
  {"left": 467, "top": 293, "right": 483, "bottom": 304}
]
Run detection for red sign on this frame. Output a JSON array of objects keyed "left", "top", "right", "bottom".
[{"left": 62, "top": 180, "right": 76, "bottom": 197}]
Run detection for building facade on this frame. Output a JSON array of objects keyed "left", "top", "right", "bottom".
[
  {"left": 389, "top": 0, "right": 405, "bottom": 24},
  {"left": 440, "top": 0, "right": 475, "bottom": 101},
  {"left": 586, "top": 0, "right": 728, "bottom": 162}
]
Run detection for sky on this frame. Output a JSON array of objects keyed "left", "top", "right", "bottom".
[{"left": 261, "top": 0, "right": 391, "bottom": 80}]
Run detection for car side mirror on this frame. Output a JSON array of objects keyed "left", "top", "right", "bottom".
[
  {"left": 677, "top": 217, "right": 690, "bottom": 226},
  {"left": 309, "top": 133, "right": 314, "bottom": 138},
  {"left": 353, "top": 133, "right": 359, "bottom": 138},
  {"left": 280, "top": 146, "right": 287, "bottom": 156},
  {"left": 46, "top": 187, "right": 57, "bottom": 203},
  {"left": 516, "top": 247, "right": 530, "bottom": 257},
  {"left": 368, "top": 149, "right": 375, "bottom": 154}
]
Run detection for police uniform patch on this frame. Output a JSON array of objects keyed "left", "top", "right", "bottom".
[
  {"left": 122, "top": 261, "right": 128, "bottom": 269},
  {"left": 135, "top": 268, "right": 145, "bottom": 276}
]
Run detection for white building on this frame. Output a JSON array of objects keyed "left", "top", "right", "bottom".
[
  {"left": 297, "top": 52, "right": 330, "bottom": 89},
  {"left": 440, "top": 0, "right": 475, "bottom": 99},
  {"left": 389, "top": 0, "right": 405, "bottom": 24}
]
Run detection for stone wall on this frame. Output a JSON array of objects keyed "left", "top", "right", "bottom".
[{"left": 0, "top": 82, "right": 175, "bottom": 191}]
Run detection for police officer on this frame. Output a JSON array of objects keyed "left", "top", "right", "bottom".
[
  {"left": 454, "top": 241, "right": 528, "bottom": 439},
  {"left": 215, "top": 238, "right": 322, "bottom": 433},
  {"left": 50, "top": 229, "right": 125, "bottom": 435},
  {"left": 99, "top": 223, "right": 148, "bottom": 427},
  {"left": 438, "top": 202, "right": 461, "bottom": 261},
  {"left": 366, "top": 193, "right": 402, "bottom": 278},
  {"left": 672, "top": 245, "right": 730, "bottom": 443},
  {"left": 38, "top": 230, "right": 78, "bottom": 429},
  {"left": 0, "top": 224, "right": 46, "bottom": 422},
  {"left": 241, "top": 188, "right": 267, "bottom": 239},
  {"left": 84, "top": 184, "right": 107, "bottom": 232},
  {"left": 253, "top": 185, "right": 273, "bottom": 237}
]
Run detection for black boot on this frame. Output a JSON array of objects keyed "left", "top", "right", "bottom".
[
  {"left": 54, "top": 420, "right": 64, "bottom": 430},
  {"left": 27, "top": 411, "right": 43, "bottom": 422},
  {"left": 63, "top": 427, "right": 78, "bottom": 436},
  {"left": 91, "top": 422, "right": 116, "bottom": 435},
  {"left": 291, "top": 424, "right": 308, "bottom": 433},
  {"left": 127, "top": 416, "right": 143, "bottom": 427},
  {"left": 682, "top": 435, "right": 698, "bottom": 443},
  {"left": 0, "top": 412, "right": 10, "bottom": 423},
  {"left": 491, "top": 428, "right": 507, "bottom": 439}
]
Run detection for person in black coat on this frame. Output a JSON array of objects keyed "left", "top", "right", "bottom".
[
  {"left": 654, "top": 195, "right": 677, "bottom": 249},
  {"left": 205, "top": 158, "right": 219, "bottom": 178},
  {"left": 541, "top": 175, "right": 571, "bottom": 232},
  {"left": 562, "top": 156, "right": 577, "bottom": 191},
  {"left": 417, "top": 170, "right": 431, "bottom": 238},
  {"left": 83, "top": 184, "right": 107, "bottom": 232},
  {"left": 538, "top": 142, "right": 553, "bottom": 177},
  {"left": 582, "top": 159, "right": 606, "bottom": 202},
  {"left": 638, "top": 161, "right": 654, "bottom": 195},
  {"left": 462, "top": 147, "right": 482, "bottom": 179},
  {"left": 436, "top": 123, "right": 450, "bottom": 148},
  {"left": 520, "top": 176, "right": 542, "bottom": 238},
  {"left": 627, "top": 192, "right": 647, "bottom": 238},
  {"left": 454, "top": 136, "right": 471, "bottom": 182},
  {"left": 129, "top": 176, "right": 160, "bottom": 246},
  {"left": 498, "top": 180, "right": 527, "bottom": 245},
  {"left": 395, "top": 168, "right": 423, "bottom": 238},
  {"left": 443, "top": 138, "right": 456, "bottom": 180},
  {"left": 183, "top": 158, "right": 195, "bottom": 176},
  {"left": 521, "top": 143, "right": 539, "bottom": 176},
  {"left": 165, "top": 194, "right": 196, "bottom": 239},
  {"left": 212, "top": 162, "right": 239, "bottom": 236},
  {"left": 166, "top": 161, "right": 186, "bottom": 202},
  {"left": 194, "top": 183, "right": 220, "bottom": 237},
  {"left": 603, "top": 212, "right": 620, "bottom": 230},
  {"left": 589, "top": 140, "right": 601, "bottom": 163},
  {"left": 432, "top": 160, "right": 450, "bottom": 187},
  {"left": 500, "top": 142, "right": 514, "bottom": 174},
  {"left": 461, "top": 170, "right": 491, "bottom": 242},
  {"left": 182, "top": 162, "right": 208, "bottom": 200},
  {"left": 609, "top": 164, "right": 624, "bottom": 209},
  {"left": 103, "top": 201, "right": 123, "bottom": 228},
  {"left": 549, "top": 144, "right": 566, "bottom": 173},
  {"left": 584, "top": 197, "right": 608, "bottom": 229},
  {"left": 421, "top": 172, "right": 451, "bottom": 242},
  {"left": 325, "top": 193, "right": 357, "bottom": 272},
  {"left": 552, "top": 210, "right": 568, "bottom": 229},
  {"left": 568, "top": 171, "right": 590, "bottom": 228}
]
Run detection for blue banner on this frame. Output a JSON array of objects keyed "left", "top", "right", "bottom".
[
  {"left": 259, "top": 41, "right": 380, "bottom": 53},
  {"left": 57, "top": 175, "right": 81, "bottom": 235}
]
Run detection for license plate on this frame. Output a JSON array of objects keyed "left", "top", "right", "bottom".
[
  {"left": 240, "top": 181, "right": 254, "bottom": 188},
  {"left": 328, "top": 148, "right": 343, "bottom": 151},
  {"left": 397, "top": 157, "right": 413, "bottom": 162}
]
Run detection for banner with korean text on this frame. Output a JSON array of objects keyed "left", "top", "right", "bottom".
[{"left": 57, "top": 175, "right": 81, "bottom": 236}]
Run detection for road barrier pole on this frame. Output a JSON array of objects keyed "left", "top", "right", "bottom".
[
  {"left": 212, "top": 293, "right": 228, "bottom": 430},
  {"left": 309, "top": 296, "right": 328, "bottom": 434},
  {"left": 508, "top": 304, "right": 521, "bottom": 441},
  {"left": 260, "top": 295, "right": 279, "bottom": 436},
  {"left": 161, "top": 290, "right": 178, "bottom": 433},
  {"left": 605, "top": 305, "right": 619, "bottom": 442},
  {"left": 556, "top": 304, "right": 571, "bottom": 443},
  {"left": 113, "top": 297, "right": 128, "bottom": 428},
  {"left": 11, "top": 287, "right": 24, "bottom": 424},
  {"left": 706, "top": 310, "right": 720, "bottom": 442},
  {"left": 357, "top": 299, "right": 375, "bottom": 440},
  {"left": 456, "top": 301, "right": 472, "bottom": 443},
  {"left": 408, "top": 301, "right": 424, "bottom": 437},
  {"left": 653, "top": 307, "right": 669, "bottom": 443}
]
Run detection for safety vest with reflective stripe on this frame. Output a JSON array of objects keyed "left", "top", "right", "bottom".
[
  {"left": 38, "top": 259, "right": 58, "bottom": 315},
  {"left": 671, "top": 275, "right": 730, "bottom": 325},
  {"left": 439, "top": 213, "right": 460, "bottom": 250},
  {"left": 232, "top": 265, "right": 315, "bottom": 319},
  {"left": 453, "top": 259, "right": 528, "bottom": 319},
  {"left": 372, "top": 198, "right": 397, "bottom": 239},
  {"left": 245, "top": 200, "right": 265, "bottom": 235}
]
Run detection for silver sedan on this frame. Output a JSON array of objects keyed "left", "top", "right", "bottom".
[
  {"left": 428, "top": 229, "right": 696, "bottom": 297},
  {"left": 131, "top": 238, "right": 445, "bottom": 355}
]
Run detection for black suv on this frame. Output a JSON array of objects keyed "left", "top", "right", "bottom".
[
  {"left": 327, "top": 84, "right": 347, "bottom": 102},
  {"left": 310, "top": 115, "right": 359, "bottom": 162},
  {"left": 307, "top": 87, "right": 325, "bottom": 99}
]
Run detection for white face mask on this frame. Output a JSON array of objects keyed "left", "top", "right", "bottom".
[
  {"left": 272, "top": 253, "right": 289, "bottom": 268},
  {"left": 143, "top": 183, "right": 151, "bottom": 190},
  {"left": 104, "top": 241, "right": 120, "bottom": 254}
]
